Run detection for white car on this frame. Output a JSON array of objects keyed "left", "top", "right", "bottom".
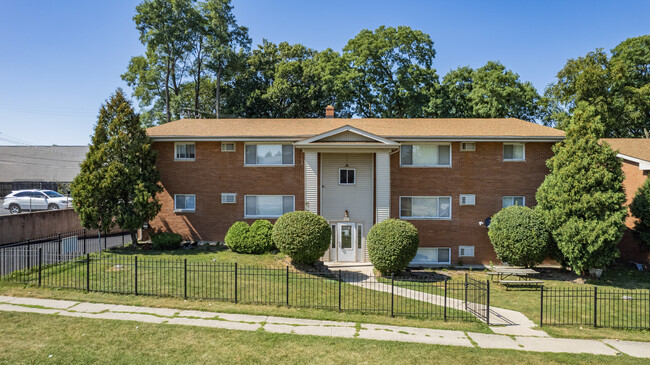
[{"left": 3, "top": 189, "right": 73, "bottom": 214}]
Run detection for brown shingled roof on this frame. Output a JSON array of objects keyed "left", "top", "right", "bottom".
[
  {"left": 601, "top": 138, "right": 650, "bottom": 163},
  {"left": 146, "top": 118, "right": 565, "bottom": 140}
]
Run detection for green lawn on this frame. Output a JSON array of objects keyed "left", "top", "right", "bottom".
[{"left": 0, "top": 311, "right": 643, "bottom": 365}]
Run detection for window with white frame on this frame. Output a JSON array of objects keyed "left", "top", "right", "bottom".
[
  {"left": 174, "top": 194, "right": 196, "bottom": 212},
  {"left": 400, "top": 144, "right": 451, "bottom": 167},
  {"left": 221, "top": 193, "right": 236, "bottom": 204},
  {"left": 339, "top": 168, "right": 356, "bottom": 185},
  {"left": 503, "top": 143, "right": 525, "bottom": 161},
  {"left": 221, "top": 142, "right": 235, "bottom": 152},
  {"left": 175, "top": 143, "right": 195, "bottom": 160},
  {"left": 459, "top": 246, "right": 475, "bottom": 257},
  {"left": 502, "top": 196, "right": 525, "bottom": 208},
  {"left": 461, "top": 142, "right": 476, "bottom": 151},
  {"left": 245, "top": 144, "right": 293, "bottom": 165},
  {"left": 400, "top": 196, "right": 451, "bottom": 219},
  {"left": 411, "top": 247, "right": 451, "bottom": 265},
  {"left": 244, "top": 195, "right": 294, "bottom": 217}
]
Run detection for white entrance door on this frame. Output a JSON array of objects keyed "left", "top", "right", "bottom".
[{"left": 337, "top": 223, "right": 356, "bottom": 262}]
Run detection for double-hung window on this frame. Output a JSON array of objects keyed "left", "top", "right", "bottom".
[
  {"left": 503, "top": 143, "right": 525, "bottom": 161},
  {"left": 175, "top": 143, "right": 195, "bottom": 160},
  {"left": 245, "top": 144, "right": 293, "bottom": 166},
  {"left": 400, "top": 196, "right": 451, "bottom": 219},
  {"left": 339, "top": 168, "right": 355, "bottom": 185},
  {"left": 245, "top": 195, "right": 294, "bottom": 217},
  {"left": 174, "top": 194, "right": 196, "bottom": 212},
  {"left": 400, "top": 144, "right": 451, "bottom": 167},
  {"left": 502, "top": 196, "right": 525, "bottom": 208}
]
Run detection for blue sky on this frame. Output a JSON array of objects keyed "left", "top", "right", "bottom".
[{"left": 1, "top": 0, "right": 648, "bottom": 146}]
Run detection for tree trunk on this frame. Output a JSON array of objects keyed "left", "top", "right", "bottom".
[
  {"left": 165, "top": 58, "right": 171, "bottom": 123},
  {"left": 215, "top": 68, "right": 222, "bottom": 119},
  {"left": 130, "top": 230, "right": 138, "bottom": 246},
  {"left": 194, "top": 41, "right": 202, "bottom": 118}
]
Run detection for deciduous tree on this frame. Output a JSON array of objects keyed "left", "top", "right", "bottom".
[{"left": 630, "top": 178, "right": 650, "bottom": 246}]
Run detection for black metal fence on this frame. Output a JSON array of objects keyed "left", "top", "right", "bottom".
[
  {"left": 0, "top": 250, "right": 490, "bottom": 323},
  {"left": 0, "top": 229, "right": 131, "bottom": 276},
  {"left": 541, "top": 287, "right": 650, "bottom": 329}
]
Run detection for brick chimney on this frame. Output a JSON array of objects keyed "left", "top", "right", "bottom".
[{"left": 325, "top": 105, "right": 335, "bottom": 118}]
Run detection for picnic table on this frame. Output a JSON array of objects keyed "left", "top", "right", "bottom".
[{"left": 488, "top": 266, "right": 544, "bottom": 290}]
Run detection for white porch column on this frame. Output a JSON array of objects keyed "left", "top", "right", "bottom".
[
  {"left": 304, "top": 151, "right": 318, "bottom": 213},
  {"left": 375, "top": 151, "right": 391, "bottom": 222}
]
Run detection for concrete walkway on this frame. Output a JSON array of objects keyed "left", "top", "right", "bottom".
[{"left": 0, "top": 295, "right": 648, "bottom": 358}]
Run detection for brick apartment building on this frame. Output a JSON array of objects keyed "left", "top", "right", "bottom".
[{"left": 146, "top": 110, "right": 566, "bottom": 266}]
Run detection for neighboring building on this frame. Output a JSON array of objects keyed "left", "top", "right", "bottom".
[
  {"left": 601, "top": 138, "right": 650, "bottom": 263},
  {"left": 0, "top": 146, "right": 88, "bottom": 197},
  {"left": 146, "top": 111, "right": 565, "bottom": 265}
]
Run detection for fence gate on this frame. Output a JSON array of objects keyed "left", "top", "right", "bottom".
[{"left": 465, "top": 275, "right": 490, "bottom": 324}]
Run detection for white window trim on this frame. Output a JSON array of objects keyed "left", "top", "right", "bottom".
[
  {"left": 174, "top": 194, "right": 196, "bottom": 212},
  {"left": 503, "top": 143, "right": 526, "bottom": 162},
  {"left": 411, "top": 247, "right": 452, "bottom": 265},
  {"left": 338, "top": 168, "right": 356, "bottom": 186},
  {"left": 174, "top": 142, "right": 196, "bottom": 161},
  {"left": 502, "top": 196, "right": 526, "bottom": 208},
  {"left": 243, "top": 143, "right": 295, "bottom": 167},
  {"left": 221, "top": 193, "right": 237, "bottom": 204},
  {"left": 399, "top": 143, "right": 453, "bottom": 168},
  {"left": 221, "top": 142, "right": 236, "bottom": 152},
  {"left": 460, "top": 142, "right": 476, "bottom": 151},
  {"left": 399, "top": 196, "right": 452, "bottom": 220},
  {"left": 459, "top": 194, "right": 476, "bottom": 206},
  {"left": 459, "top": 246, "right": 475, "bottom": 258},
  {"left": 244, "top": 195, "right": 295, "bottom": 218}
]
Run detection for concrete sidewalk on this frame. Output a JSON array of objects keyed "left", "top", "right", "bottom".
[{"left": 0, "top": 295, "right": 649, "bottom": 358}]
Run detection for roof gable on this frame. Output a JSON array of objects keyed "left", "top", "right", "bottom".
[{"left": 294, "top": 126, "right": 399, "bottom": 146}]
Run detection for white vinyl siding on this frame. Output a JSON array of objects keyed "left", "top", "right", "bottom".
[
  {"left": 411, "top": 247, "right": 451, "bottom": 265},
  {"left": 400, "top": 144, "right": 451, "bottom": 167},
  {"left": 244, "top": 195, "right": 294, "bottom": 218},
  {"left": 245, "top": 144, "right": 294, "bottom": 166},
  {"left": 304, "top": 151, "right": 318, "bottom": 213},
  {"left": 174, "top": 194, "right": 196, "bottom": 212},
  {"left": 400, "top": 196, "right": 451, "bottom": 219},
  {"left": 503, "top": 143, "right": 525, "bottom": 161},
  {"left": 375, "top": 151, "right": 390, "bottom": 223},
  {"left": 175, "top": 143, "right": 195, "bottom": 160},
  {"left": 502, "top": 196, "right": 525, "bottom": 208}
]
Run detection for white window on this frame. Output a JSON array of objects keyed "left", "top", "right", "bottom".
[
  {"left": 221, "top": 193, "right": 236, "bottom": 204},
  {"left": 411, "top": 247, "right": 451, "bottom": 265},
  {"left": 502, "top": 196, "right": 525, "bottom": 208},
  {"left": 503, "top": 143, "right": 525, "bottom": 161},
  {"left": 245, "top": 144, "right": 294, "bottom": 165},
  {"left": 459, "top": 194, "right": 475, "bottom": 206},
  {"left": 174, "top": 194, "right": 196, "bottom": 212},
  {"left": 400, "top": 144, "right": 451, "bottom": 167},
  {"left": 459, "top": 246, "right": 475, "bottom": 257},
  {"left": 221, "top": 142, "right": 235, "bottom": 152},
  {"left": 244, "top": 195, "right": 294, "bottom": 217},
  {"left": 175, "top": 143, "right": 195, "bottom": 160},
  {"left": 339, "top": 168, "right": 356, "bottom": 185},
  {"left": 400, "top": 196, "right": 451, "bottom": 219},
  {"left": 461, "top": 142, "right": 476, "bottom": 151}
]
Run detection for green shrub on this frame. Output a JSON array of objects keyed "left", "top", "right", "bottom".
[
  {"left": 630, "top": 178, "right": 650, "bottom": 246},
  {"left": 271, "top": 211, "right": 330, "bottom": 264},
  {"left": 367, "top": 219, "right": 419, "bottom": 275},
  {"left": 151, "top": 232, "right": 183, "bottom": 250},
  {"left": 488, "top": 206, "right": 550, "bottom": 268},
  {"left": 225, "top": 221, "right": 250, "bottom": 253},
  {"left": 248, "top": 220, "right": 275, "bottom": 253}
]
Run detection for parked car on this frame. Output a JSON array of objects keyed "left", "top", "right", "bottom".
[{"left": 2, "top": 189, "right": 72, "bottom": 214}]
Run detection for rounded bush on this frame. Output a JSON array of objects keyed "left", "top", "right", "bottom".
[
  {"left": 248, "top": 220, "right": 275, "bottom": 253},
  {"left": 151, "top": 232, "right": 183, "bottom": 250},
  {"left": 225, "top": 221, "right": 250, "bottom": 253},
  {"left": 367, "top": 219, "right": 419, "bottom": 275},
  {"left": 488, "top": 206, "right": 550, "bottom": 267},
  {"left": 272, "top": 211, "right": 330, "bottom": 264}
]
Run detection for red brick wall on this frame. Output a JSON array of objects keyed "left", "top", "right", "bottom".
[
  {"left": 150, "top": 142, "right": 304, "bottom": 241},
  {"left": 618, "top": 159, "right": 650, "bottom": 263},
  {"left": 390, "top": 142, "right": 555, "bottom": 265}
]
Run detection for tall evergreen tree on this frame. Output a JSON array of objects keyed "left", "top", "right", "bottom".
[
  {"left": 536, "top": 102, "right": 627, "bottom": 274},
  {"left": 630, "top": 178, "right": 650, "bottom": 246},
  {"left": 71, "top": 90, "right": 162, "bottom": 244}
]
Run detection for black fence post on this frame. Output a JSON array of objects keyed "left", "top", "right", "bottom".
[
  {"left": 122, "top": 232, "right": 125, "bottom": 247},
  {"left": 86, "top": 253, "right": 90, "bottom": 292},
  {"left": 27, "top": 240, "right": 31, "bottom": 269},
  {"left": 594, "top": 287, "right": 598, "bottom": 327},
  {"left": 104, "top": 234, "right": 107, "bottom": 251},
  {"left": 82, "top": 229, "right": 86, "bottom": 254},
  {"left": 57, "top": 233, "right": 62, "bottom": 262},
  {"left": 444, "top": 279, "right": 448, "bottom": 321},
  {"left": 391, "top": 273, "right": 395, "bottom": 317},
  {"left": 286, "top": 266, "right": 289, "bottom": 307},
  {"left": 464, "top": 273, "right": 468, "bottom": 312},
  {"left": 134, "top": 256, "right": 138, "bottom": 296},
  {"left": 540, "top": 286, "right": 544, "bottom": 327},
  {"left": 486, "top": 280, "right": 490, "bottom": 325},
  {"left": 38, "top": 247, "right": 42, "bottom": 286},
  {"left": 234, "top": 263, "right": 238, "bottom": 303},
  {"left": 338, "top": 270, "right": 342, "bottom": 312},
  {"left": 184, "top": 258, "right": 187, "bottom": 299}
]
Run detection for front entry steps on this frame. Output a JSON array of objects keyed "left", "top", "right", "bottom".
[{"left": 323, "top": 262, "right": 374, "bottom": 275}]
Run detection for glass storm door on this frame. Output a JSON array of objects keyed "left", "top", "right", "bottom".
[{"left": 337, "top": 223, "right": 356, "bottom": 262}]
